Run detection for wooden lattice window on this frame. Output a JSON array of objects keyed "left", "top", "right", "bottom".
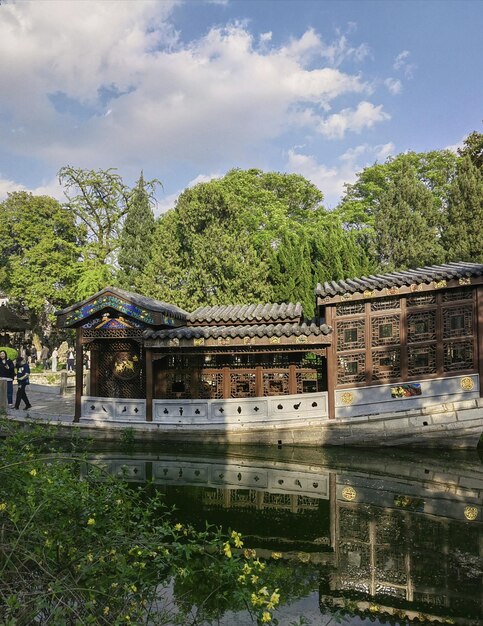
[
  {"left": 336, "top": 301, "right": 365, "bottom": 316},
  {"left": 443, "top": 306, "right": 473, "bottom": 338},
  {"left": 200, "top": 372, "right": 223, "bottom": 399},
  {"left": 442, "top": 288, "right": 472, "bottom": 302},
  {"left": 337, "top": 319, "right": 365, "bottom": 350},
  {"left": 407, "top": 311, "right": 436, "bottom": 343},
  {"left": 295, "top": 370, "right": 318, "bottom": 393},
  {"left": 230, "top": 372, "right": 256, "bottom": 398},
  {"left": 371, "top": 297, "right": 400, "bottom": 311},
  {"left": 165, "top": 371, "right": 192, "bottom": 399},
  {"left": 372, "top": 315, "right": 400, "bottom": 347},
  {"left": 443, "top": 341, "right": 473, "bottom": 372},
  {"left": 263, "top": 371, "right": 289, "bottom": 396},
  {"left": 372, "top": 348, "right": 401, "bottom": 381},
  {"left": 337, "top": 353, "right": 366, "bottom": 384},
  {"left": 408, "top": 345, "right": 436, "bottom": 375},
  {"left": 406, "top": 293, "right": 436, "bottom": 307}
]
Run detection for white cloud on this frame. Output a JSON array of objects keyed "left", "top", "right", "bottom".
[
  {"left": 393, "top": 50, "right": 417, "bottom": 78},
  {"left": 0, "top": 176, "right": 25, "bottom": 200},
  {"left": 384, "top": 77, "right": 402, "bottom": 95},
  {"left": 286, "top": 141, "right": 395, "bottom": 207},
  {"left": 317, "top": 101, "right": 390, "bottom": 139},
  {"left": 0, "top": 2, "right": 382, "bottom": 173}
]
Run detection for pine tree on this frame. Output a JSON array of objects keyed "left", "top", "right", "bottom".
[
  {"left": 117, "top": 172, "right": 157, "bottom": 291},
  {"left": 374, "top": 161, "right": 444, "bottom": 270},
  {"left": 442, "top": 156, "right": 483, "bottom": 262}
]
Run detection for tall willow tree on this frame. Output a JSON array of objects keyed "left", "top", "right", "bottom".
[{"left": 117, "top": 172, "right": 157, "bottom": 291}]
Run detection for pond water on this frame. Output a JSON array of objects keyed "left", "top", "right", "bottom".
[{"left": 83, "top": 445, "right": 483, "bottom": 626}]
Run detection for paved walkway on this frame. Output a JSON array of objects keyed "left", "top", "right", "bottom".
[{"left": 5, "top": 383, "right": 75, "bottom": 422}]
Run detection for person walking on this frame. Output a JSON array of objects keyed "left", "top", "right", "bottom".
[
  {"left": 14, "top": 355, "right": 31, "bottom": 410},
  {"left": 67, "top": 347, "right": 75, "bottom": 372},
  {"left": 0, "top": 350, "right": 15, "bottom": 407},
  {"left": 40, "top": 344, "right": 50, "bottom": 370},
  {"left": 30, "top": 345, "right": 37, "bottom": 365}
]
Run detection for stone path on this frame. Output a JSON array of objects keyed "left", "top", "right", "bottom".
[{"left": 5, "top": 383, "right": 75, "bottom": 422}]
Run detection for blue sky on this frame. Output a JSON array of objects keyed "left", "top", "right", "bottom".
[{"left": 0, "top": 0, "right": 481, "bottom": 211}]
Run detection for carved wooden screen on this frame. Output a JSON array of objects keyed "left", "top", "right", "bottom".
[
  {"left": 442, "top": 303, "right": 474, "bottom": 372},
  {"left": 94, "top": 339, "right": 144, "bottom": 399}
]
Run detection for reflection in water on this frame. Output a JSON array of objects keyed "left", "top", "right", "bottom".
[{"left": 82, "top": 447, "right": 483, "bottom": 625}]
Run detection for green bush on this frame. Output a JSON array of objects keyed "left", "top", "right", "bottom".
[{"left": 0, "top": 420, "right": 284, "bottom": 625}]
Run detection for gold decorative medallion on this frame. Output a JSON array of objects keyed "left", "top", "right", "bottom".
[
  {"left": 269, "top": 336, "right": 281, "bottom": 344},
  {"left": 386, "top": 287, "right": 399, "bottom": 295},
  {"left": 409, "top": 283, "right": 423, "bottom": 292},
  {"left": 296, "top": 335, "right": 308, "bottom": 344},
  {"left": 169, "top": 338, "right": 179, "bottom": 347},
  {"left": 433, "top": 280, "right": 447, "bottom": 289},
  {"left": 460, "top": 376, "right": 474, "bottom": 391},
  {"left": 193, "top": 337, "right": 205, "bottom": 347},
  {"left": 342, "top": 486, "right": 356, "bottom": 501},
  {"left": 459, "top": 277, "right": 471, "bottom": 286},
  {"left": 340, "top": 392, "right": 354, "bottom": 405},
  {"left": 217, "top": 337, "right": 230, "bottom": 346},
  {"left": 464, "top": 506, "right": 478, "bottom": 521},
  {"left": 341, "top": 293, "right": 352, "bottom": 301},
  {"left": 363, "top": 290, "right": 375, "bottom": 298},
  {"left": 243, "top": 336, "right": 254, "bottom": 345}
]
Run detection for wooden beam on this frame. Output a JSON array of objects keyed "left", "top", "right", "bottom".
[
  {"left": 477, "top": 287, "right": 483, "bottom": 397},
  {"left": 145, "top": 347, "right": 153, "bottom": 422}
]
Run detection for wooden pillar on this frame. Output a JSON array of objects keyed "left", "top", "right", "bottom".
[
  {"left": 255, "top": 365, "right": 263, "bottom": 398},
  {"left": 222, "top": 366, "right": 230, "bottom": 399},
  {"left": 477, "top": 286, "right": 483, "bottom": 397},
  {"left": 400, "top": 296, "right": 408, "bottom": 380},
  {"left": 90, "top": 344, "right": 98, "bottom": 397},
  {"left": 325, "top": 304, "right": 336, "bottom": 419},
  {"left": 364, "top": 301, "right": 372, "bottom": 385},
  {"left": 74, "top": 327, "right": 83, "bottom": 422},
  {"left": 288, "top": 363, "right": 297, "bottom": 394},
  {"left": 145, "top": 347, "right": 153, "bottom": 422},
  {"left": 436, "top": 292, "right": 444, "bottom": 376}
]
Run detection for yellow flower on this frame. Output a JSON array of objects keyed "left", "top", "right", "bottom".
[
  {"left": 174, "top": 523, "right": 183, "bottom": 531},
  {"left": 223, "top": 541, "right": 232, "bottom": 558},
  {"left": 261, "top": 611, "right": 272, "bottom": 623},
  {"left": 244, "top": 548, "right": 257, "bottom": 559},
  {"left": 242, "top": 563, "right": 252, "bottom": 575},
  {"left": 269, "top": 589, "right": 280, "bottom": 606},
  {"left": 271, "top": 552, "right": 282, "bottom": 560},
  {"left": 29, "top": 469, "right": 37, "bottom": 477},
  {"left": 258, "top": 586, "right": 269, "bottom": 596},
  {"left": 0, "top": 503, "right": 7, "bottom": 512},
  {"left": 103, "top": 607, "right": 110, "bottom": 616},
  {"left": 251, "top": 575, "right": 259, "bottom": 584},
  {"left": 87, "top": 553, "right": 93, "bottom": 562},
  {"left": 231, "top": 530, "right": 244, "bottom": 548},
  {"left": 130, "top": 584, "right": 137, "bottom": 593},
  {"left": 87, "top": 518, "right": 96, "bottom": 526},
  {"left": 237, "top": 575, "right": 246, "bottom": 583}
]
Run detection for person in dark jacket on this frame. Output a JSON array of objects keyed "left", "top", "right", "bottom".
[
  {"left": 14, "top": 356, "right": 31, "bottom": 410},
  {"left": 0, "top": 350, "right": 15, "bottom": 407}
]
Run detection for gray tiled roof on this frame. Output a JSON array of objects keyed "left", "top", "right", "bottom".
[
  {"left": 315, "top": 262, "right": 483, "bottom": 297},
  {"left": 144, "top": 322, "right": 332, "bottom": 341},
  {"left": 189, "top": 302, "right": 303, "bottom": 324},
  {"left": 55, "top": 286, "right": 189, "bottom": 321}
]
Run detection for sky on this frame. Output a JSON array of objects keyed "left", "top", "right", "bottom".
[{"left": 0, "top": 0, "right": 481, "bottom": 212}]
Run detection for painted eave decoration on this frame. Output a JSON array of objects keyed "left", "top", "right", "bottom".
[
  {"left": 316, "top": 262, "right": 483, "bottom": 304},
  {"left": 55, "top": 286, "right": 189, "bottom": 329}
]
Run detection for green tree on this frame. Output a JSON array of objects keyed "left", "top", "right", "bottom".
[
  {"left": 374, "top": 161, "right": 444, "bottom": 270},
  {"left": 140, "top": 184, "right": 273, "bottom": 309},
  {"left": 442, "top": 155, "right": 483, "bottom": 262},
  {"left": 117, "top": 172, "right": 157, "bottom": 291},
  {"left": 458, "top": 131, "right": 483, "bottom": 171},
  {"left": 0, "top": 191, "right": 81, "bottom": 329},
  {"left": 141, "top": 169, "right": 372, "bottom": 315}
]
